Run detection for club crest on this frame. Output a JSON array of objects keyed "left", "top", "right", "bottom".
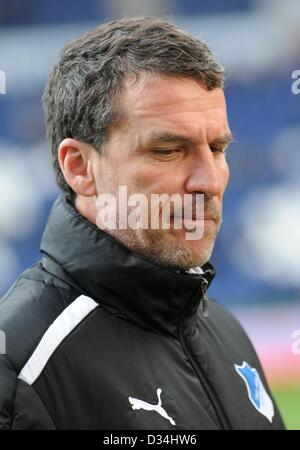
[{"left": 234, "top": 361, "right": 274, "bottom": 423}]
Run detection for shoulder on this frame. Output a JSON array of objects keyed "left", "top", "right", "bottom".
[
  {"left": 0, "top": 262, "right": 81, "bottom": 429},
  {"left": 0, "top": 262, "right": 79, "bottom": 373}
]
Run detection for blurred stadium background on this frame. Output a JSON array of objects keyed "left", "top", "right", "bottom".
[{"left": 0, "top": 0, "right": 299, "bottom": 429}]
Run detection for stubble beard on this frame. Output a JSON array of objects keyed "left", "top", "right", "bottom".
[{"left": 107, "top": 220, "right": 221, "bottom": 271}]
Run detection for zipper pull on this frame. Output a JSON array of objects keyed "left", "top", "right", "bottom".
[{"left": 201, "top": 278, "right": 209, "bottom": 318}]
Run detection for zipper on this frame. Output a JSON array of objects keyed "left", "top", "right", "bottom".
[
  {"left": 201, "top": 278, "right": 209, "bottom": 318},
  {"left": 178, "top": 278, "right": 232, "bottom": 430}
]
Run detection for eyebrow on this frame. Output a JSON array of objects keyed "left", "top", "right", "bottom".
[
  {"left": 210, "top": 132, "right": 234, "bottom": 148},
  {"left": 141, "top": 130, "right": 234, "bottom": 148}
]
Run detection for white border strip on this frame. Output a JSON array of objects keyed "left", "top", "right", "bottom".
[{"left": 18, "top": 295, "right": 99, "bottom": 385}]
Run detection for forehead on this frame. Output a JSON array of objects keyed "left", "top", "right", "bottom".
[{"left": 119, "top": 74, "right": 229, "bottom": 140}]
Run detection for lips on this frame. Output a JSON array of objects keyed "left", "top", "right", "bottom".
[
  {"left": 171, "top": 213, "right": 216, "bottom": 221},
  {"left": 166, "top": 202, "right": 219, "bottom": 222}
]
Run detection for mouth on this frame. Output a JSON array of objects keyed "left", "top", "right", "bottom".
[
  {"left": 168, "top": 215, "right": 217, "bottom": 234},
  {"left": 170, "top": 214, "right": 217, "bottom": 222}
]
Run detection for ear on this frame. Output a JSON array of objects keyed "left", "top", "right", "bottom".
[{"left": 58, "top": 138, "right": 97, "bottom": 197}]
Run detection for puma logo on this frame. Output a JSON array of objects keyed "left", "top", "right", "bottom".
[{"left": 128, "top": 388, "right": 176, "bottom": 426}]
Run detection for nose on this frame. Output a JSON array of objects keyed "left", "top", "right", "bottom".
[{"left": 184, "top": 146, "right": 224, "bottom": 197}]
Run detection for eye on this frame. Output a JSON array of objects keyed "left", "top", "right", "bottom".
[
  {"left": 210, "top": 146, "right": 227, "bottom": 155},
  {"left": 153, "top": 149, "right": 180, "bottom": 157}
]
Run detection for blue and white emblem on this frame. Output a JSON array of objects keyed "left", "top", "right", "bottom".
[{"left": 234, "top": 361, "right": 274, "bottom": 423}]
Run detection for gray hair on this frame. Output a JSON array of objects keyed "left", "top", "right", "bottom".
[{"left": 42, "top": 16, "right": 224, "bottom": 199}]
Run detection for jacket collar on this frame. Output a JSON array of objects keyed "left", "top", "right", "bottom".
[{"left": 40, "top": 195, "right": 216, "bottom": 337}]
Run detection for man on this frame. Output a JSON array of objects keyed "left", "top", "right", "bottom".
[{"left": 0, "top": 17, "right": 285, "bottom": 430}]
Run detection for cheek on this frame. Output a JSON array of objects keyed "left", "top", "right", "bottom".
[
  {"left": 94, "top": 165, "right": 117, "bottom": 194},
  {"left": 97, "top": 158, "right": 132, "bottom": 193},
  {"left": 125, "top": 164, "right": 176, "bottom": 195}
]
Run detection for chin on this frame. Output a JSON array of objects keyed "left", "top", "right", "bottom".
[
  {"left": 151, "top": 234, "right": 216, "bottom": 271},
  {"left": 109, "top": 227, "right": 216, "bottom": 270}
]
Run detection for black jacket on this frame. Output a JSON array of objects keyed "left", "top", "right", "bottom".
[{"left": 0, "top": 195, "right": 285, "bottom": 430}]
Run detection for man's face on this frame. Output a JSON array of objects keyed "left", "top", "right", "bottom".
[{"left": 91, "top": 74, "right": 231, "bottom": 270}]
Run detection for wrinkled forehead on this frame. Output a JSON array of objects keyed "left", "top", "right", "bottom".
[{"left": 118, "top": 74, "right": 229, "bottom": 141}]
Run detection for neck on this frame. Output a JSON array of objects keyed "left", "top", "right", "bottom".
[{"left": 75, "top": 195, "right": 97, "bottom": 225}]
